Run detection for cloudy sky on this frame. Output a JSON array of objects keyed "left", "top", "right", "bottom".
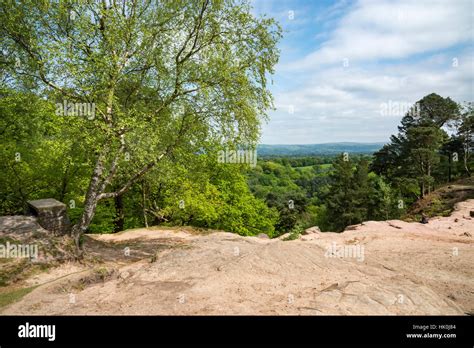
[{"left": 251, "top": 0, "right": 473, "bottom": 144}]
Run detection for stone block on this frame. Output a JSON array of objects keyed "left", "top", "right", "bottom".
[{"left": 27, "top": 198, "right": 71, "bottom": 235}]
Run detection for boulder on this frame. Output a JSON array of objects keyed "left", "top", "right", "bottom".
[
  {"left": 257, "top": 233, "right": 270, "bottom": 239},
  {"left": 277, "top": 233, "right": 292, "bottom": 240},
  {"left": 303, "top": 226, "right": 321, "bottom": 235},
  {"left": 344, "top": 224, "right": 359, "bottom": 231}
]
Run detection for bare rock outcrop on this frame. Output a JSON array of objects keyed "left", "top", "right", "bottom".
[{"left": 1, "top": 200, "right": 473, "bottom": 315}]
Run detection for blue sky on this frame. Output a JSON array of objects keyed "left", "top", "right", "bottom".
[{"left": 251, "top": 0, "right": 473, "bottom": 144}]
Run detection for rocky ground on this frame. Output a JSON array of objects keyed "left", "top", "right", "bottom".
[{"left": 0, "top": 200, "right": 473, "bottom": 315}]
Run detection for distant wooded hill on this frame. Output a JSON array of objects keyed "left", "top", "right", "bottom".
[{"left": 257, "top": 142, "right": 385, "bottom": 156}]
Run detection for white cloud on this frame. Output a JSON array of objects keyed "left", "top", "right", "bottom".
[
  {"left": 262, "top": 0, "right": 473, "bottom": 144},
  {"left": 283, "top": 0, "right": 472, "bottom": 70},
  {"left": 263, "top": 50, "right": 473, "bottom": 143}
]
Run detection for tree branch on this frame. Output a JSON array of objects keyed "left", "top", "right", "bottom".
[{"left": 96, "top": 153, "right": 165, "bottom": 200}]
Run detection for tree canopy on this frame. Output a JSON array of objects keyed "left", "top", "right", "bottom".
[{"left": 1, "top": 0, "right": 281, "bottom": 249}]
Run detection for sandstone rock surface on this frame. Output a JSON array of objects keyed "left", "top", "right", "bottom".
[{"left": 2, "top": 200, "right": 473, "bottom": 315}]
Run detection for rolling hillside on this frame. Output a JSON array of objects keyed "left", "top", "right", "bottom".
[{"left": 257, "top": 142, "right": 385, "bottom": 156}]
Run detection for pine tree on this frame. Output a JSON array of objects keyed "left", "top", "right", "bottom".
[
  {"left": 457, "top": 103, "right": 474, "bottom": 176},
  {"left": 325, "top": 154, "right": 355, "bottom": 231},
  {"left": 351, "top": 159, "right": 370, "bottom": 223},
  {"left": 372, "top": 93, "right": 460, "bottom": 199}
]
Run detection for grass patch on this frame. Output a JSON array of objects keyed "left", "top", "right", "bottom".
[
  {"left": 0, "top": 236, "right": 19, "bottom": 245},
  {"left": 0, "top": 286, "right": 37, "bottom": 309},
  {"left": 405, "top": 178, "right": 474, "bottom": 220},
  {"left": 283, "top": 223, "right": 304, "bottom": 241},
  {"left": 0, "top": 259, "right": 29, "bottom": 287},
  {"left": 77, "top": 267, "right": 117, "bottom": 287},
  {"left": 0, "top": 259, "right": 51, "bottom": 287}
]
